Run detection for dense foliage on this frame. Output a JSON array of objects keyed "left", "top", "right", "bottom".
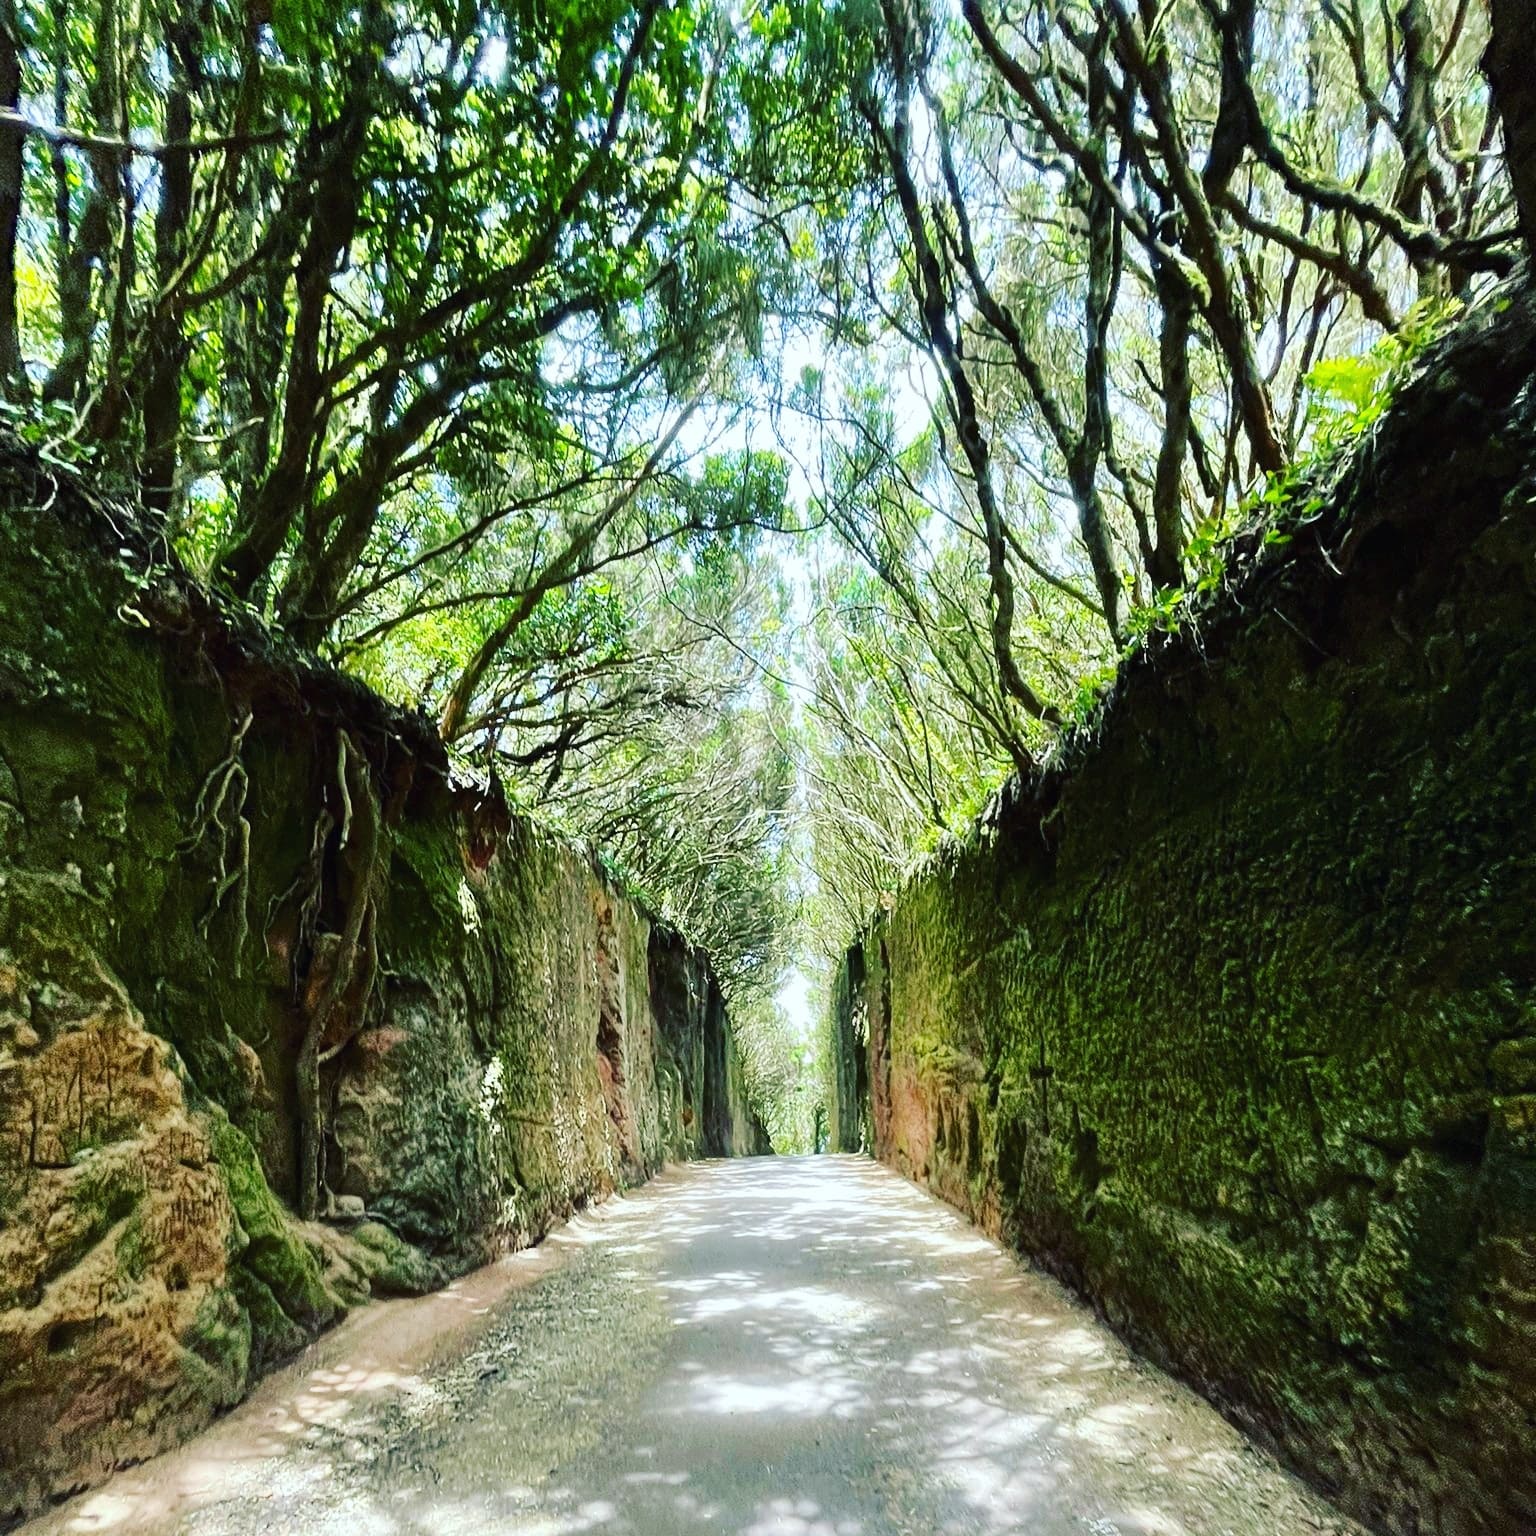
[
  {"left": 781, "top": 0, "right": 1525, "bottom": 948},
  {"left": 2, "top": 0, "right": 1530, "bottom": 1134}
]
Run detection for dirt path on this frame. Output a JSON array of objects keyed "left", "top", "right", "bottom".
[{"left": 23, "top": 1156, "right": 1361, "bottom": 1536}]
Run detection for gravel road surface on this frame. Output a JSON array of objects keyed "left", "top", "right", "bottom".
[{"left": 23, "top": 1155, "right": 1360, "bottom": 1536}]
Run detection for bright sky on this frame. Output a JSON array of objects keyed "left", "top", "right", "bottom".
[
  {"left": 776, "top": 966, "right": 815, "bottom": 1045},
  {"left": 669, "top": 315, "right": 945, "bottom": 1049}
]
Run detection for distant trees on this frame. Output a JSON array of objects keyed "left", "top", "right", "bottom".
[{"left": 778, "top": 0, "right": 1526, "bottom": 938}]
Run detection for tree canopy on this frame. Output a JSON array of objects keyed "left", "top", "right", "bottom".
[{"left": 3, "top": 0, "right": 1531, "bottom": 1138}]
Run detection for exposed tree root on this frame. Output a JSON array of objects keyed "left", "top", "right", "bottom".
[
  {"left": 181, "top": 707, "right": 254, "bottom": 975},
  {"left": 263, "top": 805, "right": 334, "bottom": 972},
  {"left": 293, "top": 730, "right": 385, "bottom": 1221}
]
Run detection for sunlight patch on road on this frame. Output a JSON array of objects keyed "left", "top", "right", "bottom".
[
  {"left": 740, "top": 1496, "right": 866, "bottom": 1535},
  {"left": 680, "top": 1370, "right": 865, "bottom": 1419}
]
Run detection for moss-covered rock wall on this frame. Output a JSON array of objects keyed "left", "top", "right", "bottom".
[
  {"left": 648, "top": 926, "right": 770, "bottom": 1159},
  {"left": 825, "top": 943, "right": 869, "bottom": 1154},
  {"left": 0, "top": 460, "right": 767, "bottom": 1521},
  {"left": 830, "top": 293, "right": 1536, "bottom": 1536}
]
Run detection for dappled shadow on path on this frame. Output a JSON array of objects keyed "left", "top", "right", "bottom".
[{"left": 29, "top": 1157, "right": 1358, "bottom": 1536}]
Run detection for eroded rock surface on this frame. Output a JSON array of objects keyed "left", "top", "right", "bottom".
[{"left": 0, "top": 946, "right": 242, "bottom": 1511}]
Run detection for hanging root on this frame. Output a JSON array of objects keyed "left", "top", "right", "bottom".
[
  {"left": 182, "top": 707, "right": 253, "bottom": 848},
  {"left": 183, "top": 707, "right": 255, "bottom": 976},
  {"left": 334, "top": 730, "right": 354, "bottom": 850},
  {"left": 264, "top": 806, "right": 335, "bottom": 982},
  {"left": 201, "top": 811, "right": 252, "bottom": 965},
  {"left": 296, "top": 729, "right": 387, "bottom": 1221}
]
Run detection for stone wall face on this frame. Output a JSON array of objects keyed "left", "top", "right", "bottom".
[
  {"left": 825, "top": 946, "right": 868, "bottom": 1154},
  {"left": 0, "top": 464, "right": 766, "bottom": 1520},
  {"left": 647, "top": 927, "right": 766, "bottom": 1159},
  {"left": 831, "top": 296, "right": 1536, "bottom": 1536}
]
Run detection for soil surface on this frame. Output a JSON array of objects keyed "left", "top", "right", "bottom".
[{"left": 21, "top": 1156, "right": 1361, "bottom": 1536}]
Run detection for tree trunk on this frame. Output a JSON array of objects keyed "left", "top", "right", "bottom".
[
  {"left": 0, "top": 1, "right": 28, "bottom": 400},
  {"left": 1150, "top": 258, "right": 1193, "bottom": 591},
  {"left": 45, "top": 0, "right": 121, "bottom": 406},
  {"left": 141, "top": 31, "right": 193, "bottom": 513},
  {"left": 216, "top": 74, "right": 372, "bottom": 598},
  {"left": 296, "top": 734, "right": 379, "bottom": 1220},
  {"left": 1486, "top": 0, "right": 1536, "bottom": 256},
  {"left": 1074, "top": 30, "right": 1125, "bottom": 637}
]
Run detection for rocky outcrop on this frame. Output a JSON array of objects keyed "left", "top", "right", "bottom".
[
  {"left": 0, "top": 458, "right": 767, "bottom": 1521},
  {"left": 0, "top": 952, "right": 244, "bottom": 1505},
  {"left": 830, "top": 290, "right": 1536, "bottom": 1536}
]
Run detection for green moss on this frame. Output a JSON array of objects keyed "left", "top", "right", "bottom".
[
  {"left": 832, "top": 316, "right": 1536, "bottom": 1535},
  {"left": 209, "top": 1113, "right": 341, "bottom": 1339},
  {"left": 350, "top": 1221, "right": 446, "bottom": 1297},
  {"left": 177, "top": 1285, "right": 251, "bottom": 1404},
  {"left": 114, "top": 1212, "right": 151, "bottom": 1284},
  {"left": 30, "top": 1158, "right": 143, "bottom": 1292},
  {"left": 230, "top": 1269, "right": 309, "bottom": 1373},
  {"left": 387, "top": 821, "right": 472, "bottom": 967}
]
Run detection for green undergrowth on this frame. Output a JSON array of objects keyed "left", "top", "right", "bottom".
[{"left": 1068, "top": 296, "right": 1468, "bottom": 729}]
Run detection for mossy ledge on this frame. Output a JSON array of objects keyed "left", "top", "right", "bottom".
[
  {"left": 0, "top": 454, "right": 766, "bottom": 1523},
  {"left": 830, "top": 287, "right": 1536, "bottom": 1536}
]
